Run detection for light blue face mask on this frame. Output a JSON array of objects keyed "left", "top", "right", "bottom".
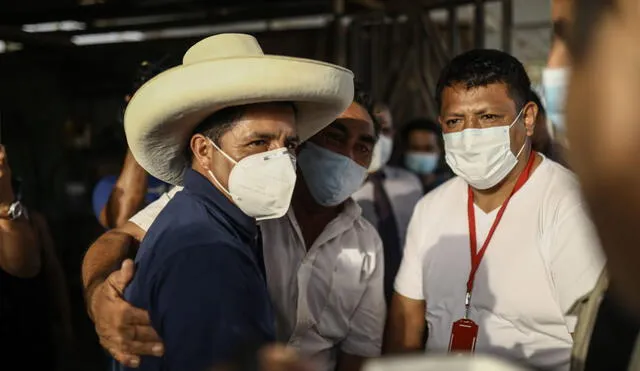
[
  {"left": 297, "top": 142, "right": 368, "bottom": 207},
  {"left": 404, "top": 152, "right": 440, "bottom": 175},
  {"left": 543, "top": 67, "right": 569, "bottom": 133}
]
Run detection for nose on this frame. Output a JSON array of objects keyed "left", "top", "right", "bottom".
[{"left": 465, "top": 116, "right": 481, "bottom": 130}]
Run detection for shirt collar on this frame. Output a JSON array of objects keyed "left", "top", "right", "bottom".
[
  {"left": 285, "top": 197, "right": 362, "bottom": 248},
  {"left": 182, "top": 168, "right": 257, "bottom": 241}
]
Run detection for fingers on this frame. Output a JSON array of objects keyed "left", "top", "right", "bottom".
[
  {"left": 122, "top": 305, "right": 152, "bottom": 326},
  {"left": 108, "top": 259, "right": 136, "bottom": 295},
  {"left": 110, "top": 349, "right": 141, "bottom": 368},
  {"left": 132, "top": 324, "right": 163, "bottom": 343},
  {"left": 122, "top": 338, "right": 164, "bottom": 357}
]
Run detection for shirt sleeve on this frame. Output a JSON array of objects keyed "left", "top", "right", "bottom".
[
  {"left": 145, "top": 243, "right": 274, "bottom": 371},
  {"left": 340, "top": 235, "right": 386, "bottom": 357},
  {"left": 394, "top": 200, "right": 426, "bottom": 300},
  {"left": 129, "top": 186, "right": 182, "bottom": 232},
  {"left": 91, "top": 175, "right": 117, "bottom": 222},
  {"left": 549, "top": 199, "right": 605, "bottom": 332}
]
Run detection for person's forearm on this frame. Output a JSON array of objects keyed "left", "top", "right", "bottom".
[
  {"left": 382, "top": 296, "right": 426, "bottom": 354},
  {"left": 82, "top": 226, "right": 140, "bottom": 318},
  {"left": 0, "top": 218, "right": 41, "bottom": 278},
  {"left": 101, "top": 150, "right": 148, "bottom": 229}
]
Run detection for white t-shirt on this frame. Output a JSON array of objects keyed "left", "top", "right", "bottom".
[{"left": 394, "top": 156, "right": 604, "bottom": 371}]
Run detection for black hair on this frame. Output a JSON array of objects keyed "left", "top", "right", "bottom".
[
  {"left": 130, "top": 57, "right": 172, "bottom": 95},
  {"left": 397, "top": 118, "right": 447, "bottom": 173},
  {"left": 400, "top": 118, "right": 444, "bottom": 152},
  {"left": 119, "top": 57, "right": 173, "bottom": 125},
  {"left": 570, "top": 0, "right": 618, "bottom": 63},
  {"left": 353, "top": 82, "right": 381, "bottom": 138},
  {"left": 185, "top": 102, "right": 296, "bottom": 162},
  {"left": 435, "top": 49, "right": 532, "bottom": 112}
]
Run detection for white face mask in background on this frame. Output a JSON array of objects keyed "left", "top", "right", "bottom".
[
  {"left": 297, "top": 142, "right": 367, "bottom": 207},
  {"left": 542, "top": 67, "right": 570, "bottom": 134},
  {"left": 207, "top": 139, "right": 297, "bottom": 221},
  {"left": 444, "top": 109, "right": 526, "bottom": 190},
  {"left": 368, "top": 135, "right": 393, "bottom": 173}
]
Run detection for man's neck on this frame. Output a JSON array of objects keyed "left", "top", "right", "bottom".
[
  {"left": 291, "top": 177, "right": 342, "bottom": 248},
  {"left": 291, "top": 178, "right": 341, "bottom": 220},
  {"left": 472, "top": 149, "right": 539, "bottom": 213}
]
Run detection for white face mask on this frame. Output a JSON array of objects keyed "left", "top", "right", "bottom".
[
  {"left": 444, "top": 109, "right": 527, "bottom": 190},
  {"left": 368, "top": 135, "right": 393, "bottom": 173},
  {"left": 542, "top": 67, "right": 569, "bottom": 134},
  {"left": 206, "top": 139, "right": 297, "bottom": 221}
]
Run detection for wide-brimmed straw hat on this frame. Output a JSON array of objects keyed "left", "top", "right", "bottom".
[{"left": 125, "top": 33, "right": 354, "bottom": 185}]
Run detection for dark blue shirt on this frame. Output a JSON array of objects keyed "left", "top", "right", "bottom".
[{"left": 117, "top": 168, "right": 275, "bottom": 371}]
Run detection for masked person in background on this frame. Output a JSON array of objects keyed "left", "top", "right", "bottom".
[
  {"left": 352, "top": 101, "right": 423, "bottom": 306},
  {"left": 384, "top": 49, "right": 603, "bottom": 371},
  {"left": 92, "top": 59, "right": 172, "bottom": 229},
  {"left": 103, "top": 34, "right": 354, "bottom": 371},
  {"left": 544, "top": 0, "right": 572, "bottom": 149},
  {"left": 397, "top": 118, "right": 452, "bottom": 194},
  {"left": 83, "top": 82, "right": 385, "bottom": 371},
  {"left": 529, "top": 90, "right": 569, "bottom": 168}
]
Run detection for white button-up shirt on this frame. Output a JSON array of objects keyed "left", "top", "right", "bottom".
[
  {"left": 352, "top": 166, "right": 423, "bottom": 248},
  {"left": 130, "top": 189, "right": 386, "bottom": 371}
]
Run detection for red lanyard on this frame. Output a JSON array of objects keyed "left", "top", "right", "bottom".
[{"left": 464, "top": 152, "right": 537, "bottom": 317}]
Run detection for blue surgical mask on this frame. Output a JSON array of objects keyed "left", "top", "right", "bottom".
[
  {"left": 297, "top": 142, "right": 367, "bottom": 207},
  {"left": 543, "top": 67, "right": 569, "bottom": 133},
  {"left": 405, "top": 152, "right": 440, "bottom": 175}
]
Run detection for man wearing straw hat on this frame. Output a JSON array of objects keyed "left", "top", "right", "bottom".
[{"left": 111, "top": 33, "right": 354, "bottom": 371}]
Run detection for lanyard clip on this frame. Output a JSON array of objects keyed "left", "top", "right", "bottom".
[{"left": 464, "top": 292, "right": 472, "bottom": 319}]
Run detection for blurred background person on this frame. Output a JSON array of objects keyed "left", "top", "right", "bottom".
[
  {"left": 353, "top": 101, "right": 423, "bottom": 305},
  {"left": 396, "top": 118, "right": 452, "bottom": 194},
  {"left": 0, "top": 145, "right": 73, "bottom": 371},
  {"left": 529, "top": 90, "right": 568, "bottom": 167},
  {"left": 544, "top": 0, "right": 572, "bottom": 150},
  {"left": 563, "top": 0, "right": 640, "bottom": 369},
  {"left": 92, "top": 59, "right": 171, "bottom": 230}
]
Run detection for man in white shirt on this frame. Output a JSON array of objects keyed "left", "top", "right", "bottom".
[
  {"left": 384, "top": 49, "right": 603, "bottom": 371},
  {"left": 352, "top": 102, "right": 423, "bottom": 304},
  {"left": 82, "top": 88, "right": 386, "bottom": 371}
]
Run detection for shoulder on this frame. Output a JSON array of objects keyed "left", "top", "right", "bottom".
[
  {"left": 352, "top": 215, "right": 384, "bottom": 253},
  {"left": 413, "top": 176, "right": 465, "bottom": 217},
  {"left": 532, "top": 157, "right": 585, "bottom": 211}
]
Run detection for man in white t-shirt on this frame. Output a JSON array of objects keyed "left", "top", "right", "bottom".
[
  {"left": 82, "top": 90, "right": 386, "bottom": 371},
  {"left": 384, "top": 49, "right": 603, "bottom": 371}
]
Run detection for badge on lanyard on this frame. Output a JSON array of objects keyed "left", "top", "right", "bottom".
[{"left": 448, "top": 152, "right": 537, "bottom": 354}]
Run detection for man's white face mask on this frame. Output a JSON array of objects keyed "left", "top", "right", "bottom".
[
  {"left": 443, "top": 108, "right": 526, "bottom": 190},
  {"left": 368, "top": 135, "right": 393, "bottom": 173},
  {"left": 206, "top": 139, "right": 297, "bottom": 220}
]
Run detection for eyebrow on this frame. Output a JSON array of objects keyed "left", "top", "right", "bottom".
[
  {"left": 446, "top": 108, "right": 505, "bottom": 117},
  {"left": 359, "top": 134, "right": 377, "bottom": 145},
  {"left": 329, "top": 121, "right": 349, "bottom": 134},
  {"left": 246, "top": 132, "right": 300, "bottom": 143},
  {"left": 329, "top": 120, "right": 376, "bottom": 145}
]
